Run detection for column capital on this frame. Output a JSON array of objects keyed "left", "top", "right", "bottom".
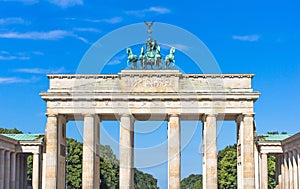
[
  {"left": 83, "top": 113, "right": 94, "bottom": 117},
  {"left": 118, "top": 113, "right": 135, "bottom": 122},
  {"left": 46, "top": 113, "right": 58, "bottom": 117},
  {"left": 168, "top": 113, "right": 180, "bottom": 119},
  {"left": 236, "top": 113, "right": 255, "bottom": 123},
  {"left": 201, "top": 114, "right": 217, "bottom": 122}
]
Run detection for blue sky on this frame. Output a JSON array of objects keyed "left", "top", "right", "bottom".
[{"left": 1, "top": 0, "right": 300, "bottom": 188}]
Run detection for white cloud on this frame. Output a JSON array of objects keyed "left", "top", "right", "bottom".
[
  {"left": 74, "top": 27, "right": 101, "bottom": 33},
  {"left": 0, "top": 0, "right": 37, "bottom": 4},
  {"left": 15, "top": 67, "right": 66, "bottom": 74},
  {"left": 0, "top": 51, "right": 30, "bottom": 60},
  {"left": 0, "top": 17, "right": 26, "bottom": 25},
  {"left": 0, "top": 30, "right": 87, "bottom": 42},
  {"left": 126, "top": 6, "right": 171, "bottom": 17},
  {"left": 148, "top": 7, "right": 170, "bottom": 14},
  {"left": 0, "top": 30, "right": 71, "bottom": 40},
  {"left": 232, "top": 34, "right": 260, "bottom": 42},
  {"left": 85, "top": 17, "right": 123, "bottom": 24},
  {"left": 48, "top": 0, "right": 82, "bottom": 7},
  {"left": 107, "top": 55, "right": 126, "bottom": 65},
  {"left": 0, "top": 51, "right": 44, "bottom": 61},
  {"left": 0, "top": 77, "right": 33, "bottom": 84}
]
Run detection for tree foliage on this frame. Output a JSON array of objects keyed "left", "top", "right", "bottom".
[
  {"left": 181, "top": 174, "right": 202, "bottom": 189},
  {"left": 268, "top": 156, "right": 276, "bottom": 189},
  {"left": 0, "top": 127, "right": 23, "bottom": 134},
  {"left": 217, "top": 144, "right": 237, "bottom": 189}
]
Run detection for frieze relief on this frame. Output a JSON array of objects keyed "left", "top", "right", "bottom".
[{"left": 124, "top": 77, "right": 175, "bottom": 88}]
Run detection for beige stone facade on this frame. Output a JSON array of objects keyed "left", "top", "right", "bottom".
[
  {"left": 0, "top": 134, "right": 44, "bottom": 189},
  {"left": 256, "top": 132, "right": 300, "bottom": 189},
  {"left": 40, "top": 70, "right": 260, "bottom": 189}
]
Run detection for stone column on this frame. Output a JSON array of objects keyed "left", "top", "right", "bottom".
[
  {"left": 42, "top": 152, "right": 46, "bottom": 189},
  {"left": 236, "top": 119, "right": 242, "bottom": 189},
  {"left": 202, "top": 114, "right": 217, "bottom": 189},
  {"left": 168, "top": 114, "right": 181, "bottom": 189},
  {"left": 297, "top": 149, "right": 300, "bottom": 189},
  {"left": 44, "top": 114, "right": 66, "bottom": 189},
  {"left": 4, "top": 151, "right": 10, "bottom": 189},
  {"left": 275, "top": 155, "right": 281, "bottom": 186},
  {"left": 119, "top": 114, "right": 134, "bottom": 189},
  {"left": 23, "top": 155, "right": 28, "bottom": 189},
  {"left": 10, "top": 152, "right": 16, "bottom": 189},
  {"left": 289, "top": 151, "right": 294, "bottom": 189},
  {"left": 0, "top": 149, "right": 5, "bottom": 188},
  {"left": 32, "top": 153, "right": 41, "bottom": 189},
  {"left": 82, "top": 114, "right": 100, "bottom": 189},
  {"left": 280, "top": 154, "right": 285, "bottom": 189},
  {"left": 15, "top": 154, "right": 20, "bottom": 189},
  {"left": 238, "top": 114, "right": 255, "bottom": 189},
  {"left": 260, "top": 153, "right": 268, "bottom": 189},
  {"left": 284, "top": 152, "right": 289, "bottom": 189},
  {"left": 293, "top": 150, "right": 298, "bottom": 189},
  {"left": 44, "top": 114, "right": 58, "bottom": 188},
  {"left": 19, "top": 154, "right": 24, "bottom": 189},
  {"left": 254, "top": 144, "right": 259, "bottom": 189}
]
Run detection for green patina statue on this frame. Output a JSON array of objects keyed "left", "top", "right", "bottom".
[
  {"left": 126, "top": 47, "right": 138, "bottom": 69},
  {"left": 164, "top": 47, "right": 175, "bottom": 69},
  {"left": 126, "top": 21, "right": 175, "bottom": 70}
]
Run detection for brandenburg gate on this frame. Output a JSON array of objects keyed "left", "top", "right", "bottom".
[{"left": 41, "top": 71, "right": 260, "bottom": 189}]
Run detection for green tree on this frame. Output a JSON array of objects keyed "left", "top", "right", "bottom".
[
  {"left": 217, "top": 144, "right": 237, "bottom": 189},
  {"left": 0, "top": 127, "right": 23, "bottom": 134},
  {"left": 268, "top": 156, "right": 276, "bottom": 189},
  {"left": 134, "top": 169, "right": 158, "bottom": 189},
  {"left": 66, "top": 138, "right": 83, "bottom": 189},
  {"left": 181, "top": 174, "right": 202, "bottom": 189}
]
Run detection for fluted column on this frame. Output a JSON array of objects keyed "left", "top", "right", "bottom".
[
  {"left": 202, "top": 114, "right": 217, "bottom": 189},
  {"left": 10, "top": 152, "right": 16, "bottom": 189},
  {"left": 82, "top": 114, "right": 100, "bottom": 189},
  {"left": 44, "top": 114, "right": 66, "bottom": 189},
  {"left": 289, "top": 151, "right": 294, "bottom": 189},
  {"left": 237, "top": 114, "right": 255, "bottom": 189},
  {"left": 4, "top": 151, "right": 10, "bottom": 189},
  {"left": 32, "top": 153, "right": 41, "bottom": 189},
  {"left": 254, "top": 144, "right": 259, "bottom": 189},
  {"left": 19, "top": 154, "right": 24, "bottom": 189},
  {"left": 260, "top": 153, "right": 268, "bottom": 189},
  {"left": 168, "top": 114, "right": 181, "bottom": 189},
  {"left": 44, "top": 114, "right": 58, "bottom": 188},
  {"left": 284, "top": 153, "right": 289, "bottom": 189},
  {"left": 298, "top": 149, "right": 300, "bottom": 189},
  {"left": 0, "top": 149, "right": 5, "bottom": 188},
  {"left": 119, "top": 114, "right": 134, "bottom": 189},
  {"left": 293, "top": 150, "right": 298, "bottom": 189},
  {"left": 23, "top": 155, "right": 28, "bottom": 189},
  {"left": 15, "top": 154, "right": 20, "bottom": 189},
  {"left": 280, "top": 154, "right": 285, "bottom": 189}
]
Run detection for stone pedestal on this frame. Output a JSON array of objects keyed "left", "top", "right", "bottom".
[
  {"left": 82, "top": 114, "right": 100, "bottom": 189},
  {"left": 119, "top": 114, "right": 134, "bottom": 189},
  {"left": 202, "top": 114, "right": 217, "bottom": 189},
  {"left": 168, "top": 114, "right": 181, "bottom": 189}
]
